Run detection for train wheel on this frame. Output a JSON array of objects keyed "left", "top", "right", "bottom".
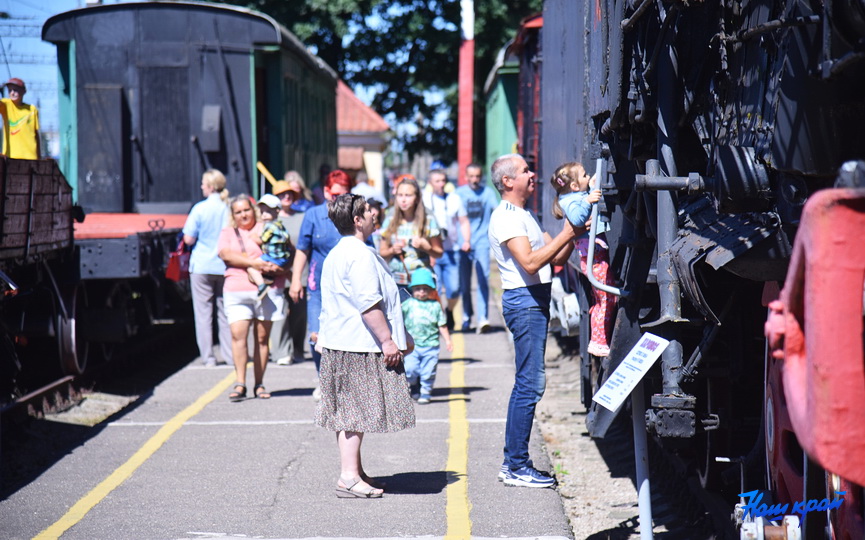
[
  {"left": 100, "top": 282, "right": 136, "bottom": 362},
  {"left": 0, "top": 331, "right": 22, "bottom": 405},
  {"left": 57, "top": 284, "right": 89, "bottom": 376},
  {"left": 695, "top": 379, "right": 716, "bottom": 489},
  {"left": 765, "top": 345, "right": 804, "bottom": 506}
]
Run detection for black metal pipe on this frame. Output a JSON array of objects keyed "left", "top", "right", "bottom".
[
  {"left": 678, "top": 297, "right": 734, "bottom": 384},
  {"left": 621, "top": 0, "right": 654, "bottom": 32},
  {"left": 654, "top": 7, "right": 686, "bottom": 396}
]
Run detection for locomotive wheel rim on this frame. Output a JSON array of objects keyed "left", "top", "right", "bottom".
[
  {"left": 696, "top": 378, "right": 714, "bottom": 488},
  {"left": 58, "top": 284, "right": 88, "bottom": 375},
  {"left": 766, "top": 394, "right": 775, "bottom": 458}
]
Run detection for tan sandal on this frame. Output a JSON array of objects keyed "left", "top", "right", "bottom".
[{"left": 335, "top": 476, "right": 383, "bottom": 498}]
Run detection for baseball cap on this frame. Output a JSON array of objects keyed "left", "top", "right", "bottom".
[
  {"left": 408, "top": 267, "right": 436, "bottom": 290},
  {"left": 5, "top": 78, "right": 25, "bottom": 91},
  {"left": 258, "top": 193, "right": 281, "bottom": 209}
]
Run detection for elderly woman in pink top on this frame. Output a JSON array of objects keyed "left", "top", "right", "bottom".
[{"left": 218, "top": 194, "right": 287, "bottom": 401}]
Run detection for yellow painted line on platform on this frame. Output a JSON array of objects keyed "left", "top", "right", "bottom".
[
  {"left": 445, "top": 331, "right": 472, "bottom": 539},
  {"left": 34, "top": 371, "right": 235, "bottom": 539}
]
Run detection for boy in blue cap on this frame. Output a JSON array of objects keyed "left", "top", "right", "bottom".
[{"left": 401, "top": 267, "right": 453, "bottom": 404}]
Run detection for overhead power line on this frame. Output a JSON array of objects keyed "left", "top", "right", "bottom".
[{"left": 0, "top": 24, "right": 42, "bottom": 38}]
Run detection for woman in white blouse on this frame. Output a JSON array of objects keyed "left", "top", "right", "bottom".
[{"left": 314, "top": 194, "right": 415, "bottom": 499}]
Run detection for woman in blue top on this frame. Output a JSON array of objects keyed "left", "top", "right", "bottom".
[
  {"left": 289, "top": 170, "right": 352, "bottom": 394},
  {"left": 182, "top": 169, "right": 231, "bottom": 367}
]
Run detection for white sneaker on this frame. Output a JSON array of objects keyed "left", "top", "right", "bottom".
[
  {"left": 275, "top": 356, "right": 292, "bottom": 366},
  {"left": 477, "top": 320, "right": 491, "bottom": 334},
  {"left": 312, "top": 386, "right": 322, "bottom": 401}
]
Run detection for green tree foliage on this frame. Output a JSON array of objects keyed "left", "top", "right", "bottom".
[{"left": 220, "top": 0, "right": 542, "bottom": 161}]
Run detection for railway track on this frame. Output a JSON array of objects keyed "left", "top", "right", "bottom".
[{"left": 0, "top": 375, "right": 80, "bottom": 422}]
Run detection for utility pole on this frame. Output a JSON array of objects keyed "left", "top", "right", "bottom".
[{"left": 457, "top": 0, "right": 474, "bottom": 186}]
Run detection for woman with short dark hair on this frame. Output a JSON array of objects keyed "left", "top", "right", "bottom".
[{"left": 315, "top": 193, "right": 415, "bottom": 498}]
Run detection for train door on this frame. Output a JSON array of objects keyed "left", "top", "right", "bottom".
[
  {"left": 188, "top": 46, "right": 255, "bottom": 198},
  {"left": 135, "top": 67, "right": 193, "bottom": 213},
  {"left": 77, "top": 85, "right": 129, "bottom": 213}
]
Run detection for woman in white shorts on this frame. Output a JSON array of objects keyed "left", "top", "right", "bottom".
[{"left": 218, "top": 194, "right": 286, "bottom": 401}]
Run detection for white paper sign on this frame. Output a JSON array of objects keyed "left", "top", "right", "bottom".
[{"left": 592, "top": 332, "right": 670, "bottom": 412}]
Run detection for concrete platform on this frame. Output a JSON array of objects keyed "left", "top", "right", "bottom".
[{"left": 0, "top": 302, "right": 574, "bottom": 540}]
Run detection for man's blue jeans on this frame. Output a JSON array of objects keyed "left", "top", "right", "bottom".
[
  {"left": 502, "top": 305, "right": 548, "bottom": 470},
  {"left": 434, "top": 251, "right": 461, "bottom": 300},
  {"left": 307, "top": 288, "right": 322, "bottom": 373},
  {"left": 459, "top": 245, "right": 491, "bottom": 323}
]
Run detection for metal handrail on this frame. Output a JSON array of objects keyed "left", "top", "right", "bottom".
[{"left": 584, "top": 158, "right": 628, "bottom": 297}]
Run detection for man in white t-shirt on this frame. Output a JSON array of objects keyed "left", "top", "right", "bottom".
[
  {"left": 422, "top": 168, "right": 470, "bottom": 330},
  {"left": 488, "top": 153, "right": 579, "bottom": 488}
]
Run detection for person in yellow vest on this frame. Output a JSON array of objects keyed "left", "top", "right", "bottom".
[{"left": 0, "top": 78, "right": 40, "bottom": 159}]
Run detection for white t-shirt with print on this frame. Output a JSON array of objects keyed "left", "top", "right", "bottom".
[{"left": 488, "top": 200, "right": 551, "bottom": 290}]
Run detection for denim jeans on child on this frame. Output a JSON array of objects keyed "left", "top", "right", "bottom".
[
  {"left": 501, "top": 299, "right": 549, "bottom": 470},
  {"left": 403, "top": 345, "right": 440, "bottom": 399}
]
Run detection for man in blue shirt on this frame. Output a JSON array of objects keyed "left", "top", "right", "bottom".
[
  {"left": 455, "top": 163, "right": 499, "bottom": 333},
  {"left": 289, "top": 170, "right": 351, "bottom": 397}
]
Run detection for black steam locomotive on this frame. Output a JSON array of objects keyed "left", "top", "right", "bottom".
[{"left": 494, "top": 0, "right": 865, "bottom": 536}]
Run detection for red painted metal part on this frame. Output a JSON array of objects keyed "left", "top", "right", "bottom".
[
  {"left": 765, "top": 188, "right": 865, "bottom": 487},
  {"left": 457, "top": 38, "right": 475, "bottom": 186},
  {"left": 74, "top": 213, "right": 187, "bottom": 240}
]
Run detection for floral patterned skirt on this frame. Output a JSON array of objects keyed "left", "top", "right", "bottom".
[{"left": 314, "top": 348, "right": 416, "bottom": 433}]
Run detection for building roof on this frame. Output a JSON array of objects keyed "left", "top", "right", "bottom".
[{"left": 337, "top": 80, "right": 390, "bottom": 134}]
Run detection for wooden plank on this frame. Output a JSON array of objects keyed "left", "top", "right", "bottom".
[
  {"left": 3, "top": 174, "right": 73, "bottom": 195},
  {"left": 2, "top": 212, "right": 71, "bottom": 235},
  {"left": 0, "top": 241, "right": 70, "bottom": 261},
  {"left": 0, "top": 229, "right": 72, "bottom": 248},
  {"left": 3, "top": 193, "right": 72, "bottom": 213}
]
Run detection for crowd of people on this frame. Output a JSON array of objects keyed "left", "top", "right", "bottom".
[
  {"left": 1, "top": 74, "right": 613, "bottom": 497},
  {"left": 180, "top": 153, "right": 612, "bottom": 496}
]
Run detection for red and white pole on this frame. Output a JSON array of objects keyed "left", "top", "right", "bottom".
[{"left": 457, "top": 0, "right": 475, "bottom": 186}]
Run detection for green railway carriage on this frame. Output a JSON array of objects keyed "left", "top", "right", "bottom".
[
  {"left": 483, "top": 45, "right": 519, "bottom": 181},
  {"left": 42, "top": 0, "right": 337, "bottom": 213}
]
